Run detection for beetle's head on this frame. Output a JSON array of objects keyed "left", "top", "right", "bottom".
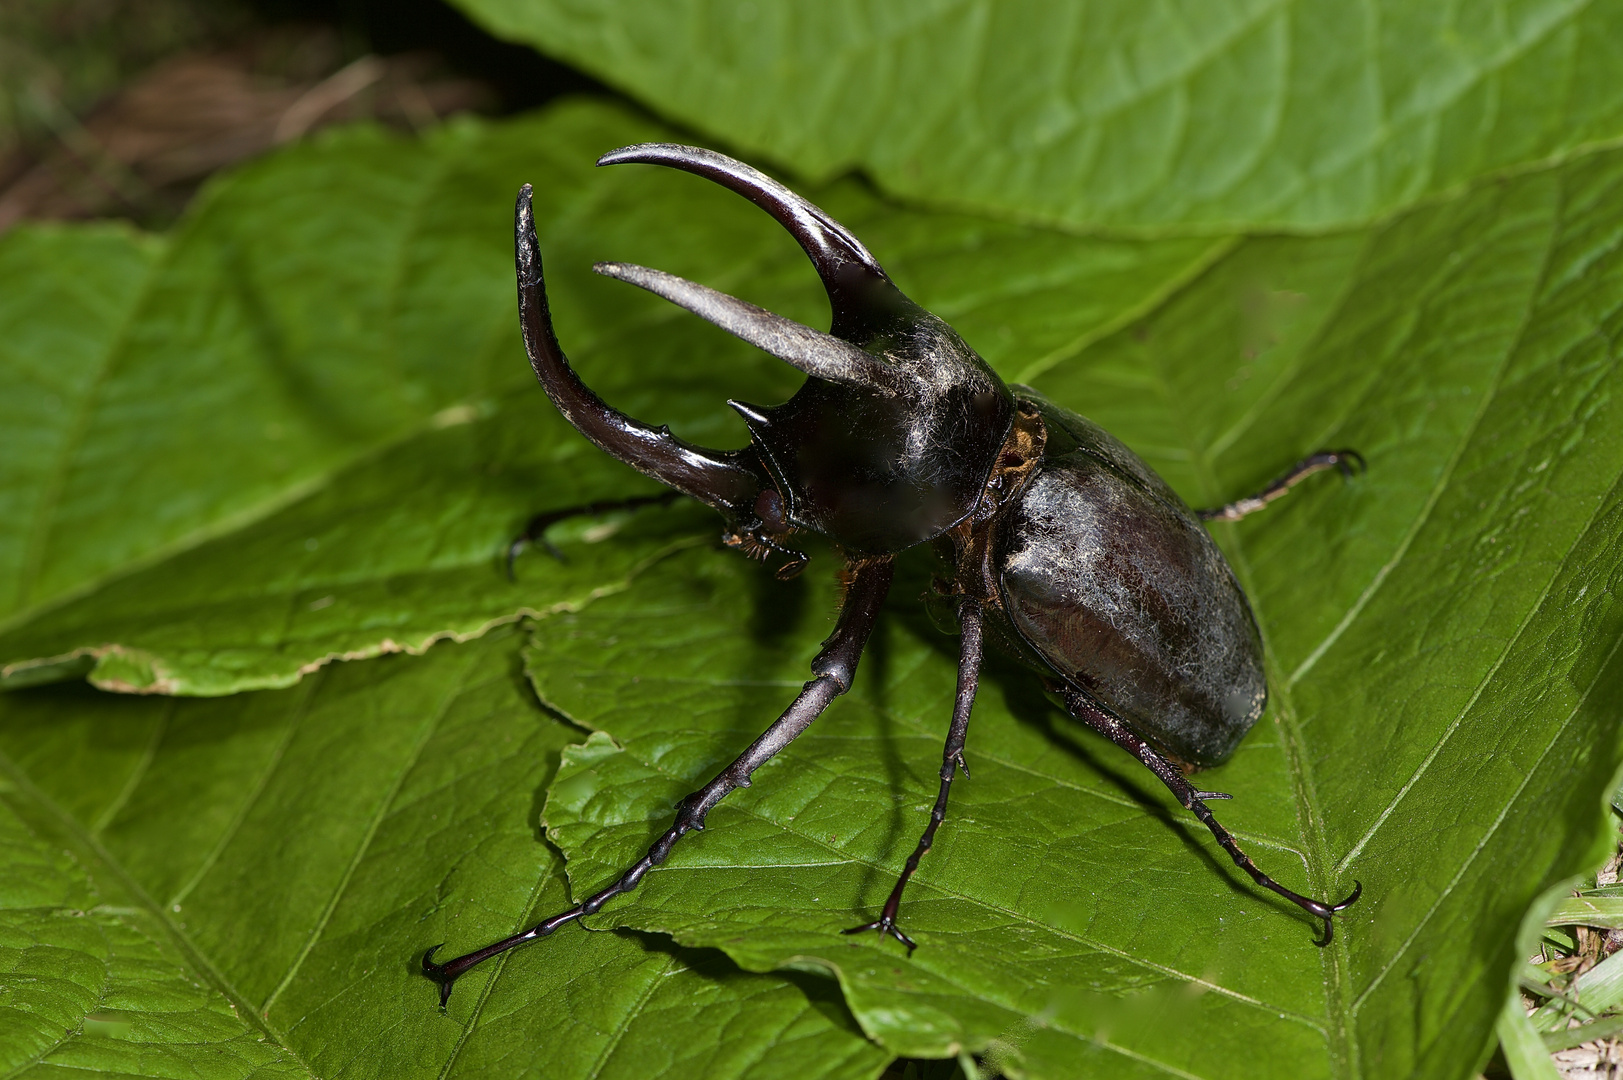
[{"left": 519, "top": 144, "right": 1014, "bottom": 564}]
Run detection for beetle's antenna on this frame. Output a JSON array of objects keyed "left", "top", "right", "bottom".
[
  {"left": 1198, "top": 449, "right": 1366, "bottom": 523},
  {"left": 514, "top": 185, "right": 764, "bottom": 516},
  {"left": 593, "top": 261, "right": 913, "bottom": 395},
  {"left": 596, "top": 143, "right": 913, "bottom": 343}
]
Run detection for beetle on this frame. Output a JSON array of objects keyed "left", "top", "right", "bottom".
[{"left": 423, "top": 144, "right": 1363, "bottom": 1005}]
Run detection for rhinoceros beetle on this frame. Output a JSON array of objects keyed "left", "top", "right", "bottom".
[{"left": 422, "top": 144, "right": 1364, "bottom": 1005}]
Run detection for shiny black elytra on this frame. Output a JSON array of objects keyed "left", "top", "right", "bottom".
[{"left": 422, "top": 144, "right": 1364, "bottom": 1006}]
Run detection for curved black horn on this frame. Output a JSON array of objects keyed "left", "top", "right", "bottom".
[
  {"left": 596, "top": 143, "right": 913, "bottom": 343},
  {"left": 515, "top": 185, "right": 761, "bottom": 515},
  {"left": 593, "top": 261, "right": 911, "bottom": 395}
]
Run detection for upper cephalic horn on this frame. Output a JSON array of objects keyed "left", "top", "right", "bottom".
[
  {"left": 514, "top": 184, "right": 761, "bottom": 516},
  {"left": 596, "top": 143, "right": 913, "bottom": 344},
  {"left": 593, "top": 261, "right": 912, "bottom": 396}
]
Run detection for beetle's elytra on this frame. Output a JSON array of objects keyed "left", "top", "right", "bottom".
[{"left": 423, "top": 144, "right": 1364, "bottom": 1005}]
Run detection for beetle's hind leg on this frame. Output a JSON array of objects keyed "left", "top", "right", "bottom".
[
  {"left": 1197, "top": 449, "right": 1364, "bottom": 522},
  {"left": 1058, "top": 686, "right": 1361, "bottom": 945},
  {"left": 423, "top": 557, "right": 894, "bottom": 1007},
  {"left": 506, "top": 491, "right": 683, "bottom": 577},
  {"left": 845, "top": 598, "right": 984, "bottom": 954}
]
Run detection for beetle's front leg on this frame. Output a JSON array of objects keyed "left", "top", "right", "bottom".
[
  {"left": 845, "top": 597, "right": 984, "bottom": 953},
  {"left": 1058, "top": 686, "right": 1361, "bottom": 944},
  {"left": 422, "top": 556, "right": 893, "bottom": 1007},
  {"left": 1197, "top": 449, "right": 1364, "bottom": 522}
]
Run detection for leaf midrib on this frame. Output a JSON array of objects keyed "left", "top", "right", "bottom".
[
  {"left": 1288, "top": 144, "right": 1569, "bottom": 873},
  {"left": 1148, "top": 232, "right": 1368, "bottom": 1075},
  {"left": 1347, "top": 465, "right": 1623, "bottom": 1015},
  {"left": 1210, "top": 139, "right": 1577, "bottom": 1078}
]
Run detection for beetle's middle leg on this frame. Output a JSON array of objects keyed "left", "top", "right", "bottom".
[
  {"left": 1057, "top": 685, "right": 1361, "bottom": 944},
  {"left": 845, "top": 597, "right": 984, "bottom": 953},
  {"left": 1197, "top": 449, "right": 1364, "bottom": 522},
  {"left": 422, "top": 556, "right": 894, "bottom": 1007},
  {"left": 506, "top": 490, "right": 684, "bottom": 576}
]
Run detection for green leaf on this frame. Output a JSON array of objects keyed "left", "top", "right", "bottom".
[
  {"left": 1545, "top": 897, "right": 1623, "bottom": 929},
  {"left": 526, "top": 143, "right": 1623, "bottom": 1078},
  {"left": 449, "top": 0, "right": 1623, "bottom": 231},
  {"left": 1498, "top": 994, "right": 1564, "bottom": 1080},
  {"left": 4, "top": 66, "right": 1622, "bottom": 1078},
  {"left": 1501, "top": 869, "right": 1581, "bottom": 1072},
  {"left": 0, "top": 778, "right": 305, "bottom": 1077},
  {"left": 0, "top": 102, "right": 1221, "bottom": 695},
  {"left": 0, "top": 627, "right": 890, "bottom": 1078}
]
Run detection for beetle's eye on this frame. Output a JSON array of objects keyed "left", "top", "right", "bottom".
[{"left": 755, "top": 488, "right": 787, "bottom": 532}]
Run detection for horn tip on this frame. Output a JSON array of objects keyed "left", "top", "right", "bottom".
[
  {"left": 515, "top": 186, "right": 536, "bottom": 229},
  {"left": 515, "top": 187, "right": 541, "bottom": 283},
  {"left": 598, "top": 142, "right": 680, "bottom": 168},
  {"left": 728, "top": 399, "right": 772, "bottom": 426},
  {"left": 592, "top": 261, "right": 652, "bottom": 286}
]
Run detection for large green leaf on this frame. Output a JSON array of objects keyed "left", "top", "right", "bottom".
[
  {"left": 525, "top": 143, "right": 1623, "bottom": 1078},
  {"left": 450, "top": 0, "right": 1623, "bottom": 231},
  {"left": 0, "top": 102, "right": 1221, "bottom": 695},
  {"left": 0, "top": 627, "right": 891, "bottom": 1078},
  {"left": 3, "top": 73, "right": 1621, "bottom": 1080}
]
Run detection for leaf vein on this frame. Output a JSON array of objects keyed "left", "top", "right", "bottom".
[
  {"left": 0, "top": 746, "right": 316, "bottom": 1075},
  {"left": 1334, "top": 463, "right": 1623, "bottom": 877},
  {"left": 259, "top": 646, "right": 484, "bottom": 1016}
]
